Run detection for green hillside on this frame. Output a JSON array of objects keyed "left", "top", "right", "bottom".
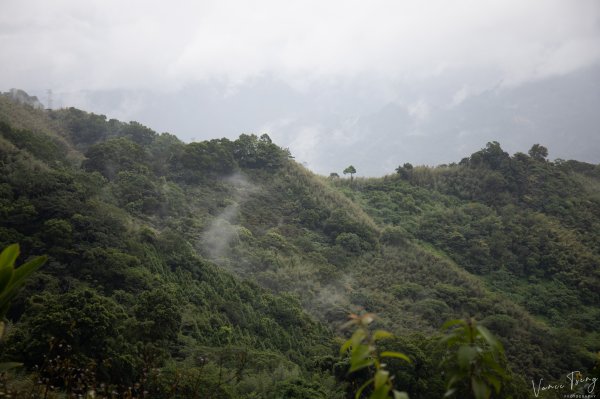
[{"left": 0, "top": 95, "right": 598, "bottom": 398}]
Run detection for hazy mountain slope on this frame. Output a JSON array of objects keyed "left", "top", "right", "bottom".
[
  {"left": 0, "top": 97, "right": 597, "bottom": 398},
  {"left": 205, "top": 161, "right": 593, "bottom": 384},
  {"left": 0, "top": 101, "right": 343, "bottom": 398},
  {"left": 333, "top": 146, "right": 600, "bottom": 379}
]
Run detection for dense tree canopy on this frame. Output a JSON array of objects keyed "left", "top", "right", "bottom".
[{"left": 0, "top": 96, "right": 597, "bottom": 398}]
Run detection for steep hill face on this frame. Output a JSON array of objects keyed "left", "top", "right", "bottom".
[
  {"left": 330, "top": 144, "right": 600, "bottom": 387},
  {"left": 0, "top": 96, "right": 598, "bottom": 398},
  {"left": 211, "top": 152, "right": 599, "bottom": 393},
  {"left": 0, "top": 99, "right": 343, "bottom": 398},
  {"left": 340, "top": 143, "right": 600, "bottom": 334}
]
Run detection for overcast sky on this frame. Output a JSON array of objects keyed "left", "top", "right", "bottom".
[{"left": 1, "top": 0, "right": 599, "bottom": 175}]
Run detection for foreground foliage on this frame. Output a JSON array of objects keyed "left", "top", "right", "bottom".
[
  {"left": 340, "top": 313, "right": 410, "bottom": 399},
  {"left": 441, "top": 318, "right": 508, "bottom": 399}
]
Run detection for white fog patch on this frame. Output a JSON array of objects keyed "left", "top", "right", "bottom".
[
  {"left": 200, "top": 172, "right": 257, "bottom": 261},
  {"left": 202, "top": 204, "right": 241, "bottom": 261}
]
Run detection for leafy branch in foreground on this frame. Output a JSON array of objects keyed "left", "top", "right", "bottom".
[
  {"left": 0, "top": 244, "right": 47, "bottom": 332},
  {"left": 0, "top": 244, "right": 47, "bottom": 371},
  {"left": 340, "top": 313, "right": 410, "bottom": 399},
  {"left": 441, "top": 318, "right": 509, "bottom": 399}
]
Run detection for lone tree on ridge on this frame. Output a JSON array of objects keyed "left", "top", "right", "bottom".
[{"left": 343, "top": 165, "right": 357, "bottom": 182}]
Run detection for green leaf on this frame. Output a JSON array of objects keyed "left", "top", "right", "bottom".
[
  {"left": 0, "top": 253, "right": 46, "bottom": 318},
  {"left": 0, "top": 256, "right": 47, "bottom": 303},
  {"left": 355, "top": 377, "right": 374, "bottom": 399},
  {"left": 349, "top": 343, "right": 374, "bottom": 373},
  {"left": 476, "top": 325, "right": 502, "bottom": 351},
  {"left": 370, "top": 383, "right": 390, "bottom": 399},
  {"left": 0, "top": 362, "right": 23, "bottom": 373},
  {"left": 373, "top": 329, "right": 393, "bottom": 341},
  {"left": 351, "top": 343, "right": 370, "bottom": 361},
  {"left": 484, "top": 374, "right": 502, "bottom": 393},
  {"left": 443, "top": 388, "right": 457, "bottom": 398},
  {"left": 393, "top": 391, "right": 409, "bottom": 399},
  {"left": 0, "top": 244, "right": 19, "bottom": 271},
  {"left": 374, "top": 369, "right": 389, "bottom": 389},
  {"left": 488, "top": 357, "right": 509, "bottom": 378},
  {"left": 441, "top": 330, "right": 462, "bottom": 345},
  {"left": 340, "top": 338, "right": 353, "bottom": 355},
  {"left": 0, "top": 362, "right": 23, "bottom": 372},
  {"left": 12, "top": 255, "right": 47, "bottom": 285},
  {"left": 0, "top": 303, "right": 8, "bottom": 321},
  {"left": 471, "top": 377, "right": 491, "bottom": 399},
  {"left": 447, "top": 374, "right": 462, "bottom": 389},
  {"left": 349, "top": 357, "right": 374, "bottom": 373},
  {"left": 457, "top": 345, "right": 477, "bottom": 369},
  {"left": 362, "top": 314, "right": 375, "bottom": 324},
  {"left": 0, "top": 266, "right": 13, "bottom": 293},
  {"left": 351, "top": 328, "right": 367, "bottom": 347},
  {"left": 442, "top": 319, "right": 465, "bottom": 330},
  {"left": 380, "top": 351, "right": 411, "bottom": 363}
]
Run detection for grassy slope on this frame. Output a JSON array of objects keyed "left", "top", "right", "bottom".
[
  {"left": 173, "top": 155, "right": 594, "bottom": 381},
  {"left": 330, "top": 172, "right": 599, "bottom": 378}
]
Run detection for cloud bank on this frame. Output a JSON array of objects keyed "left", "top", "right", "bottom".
[{"left": 1, "top": 0, "right": 599, "bottom": 92}]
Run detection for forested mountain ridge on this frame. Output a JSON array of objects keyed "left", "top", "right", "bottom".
[{"left": 0, "top": 95, "right": 598, "bottom": 398}]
